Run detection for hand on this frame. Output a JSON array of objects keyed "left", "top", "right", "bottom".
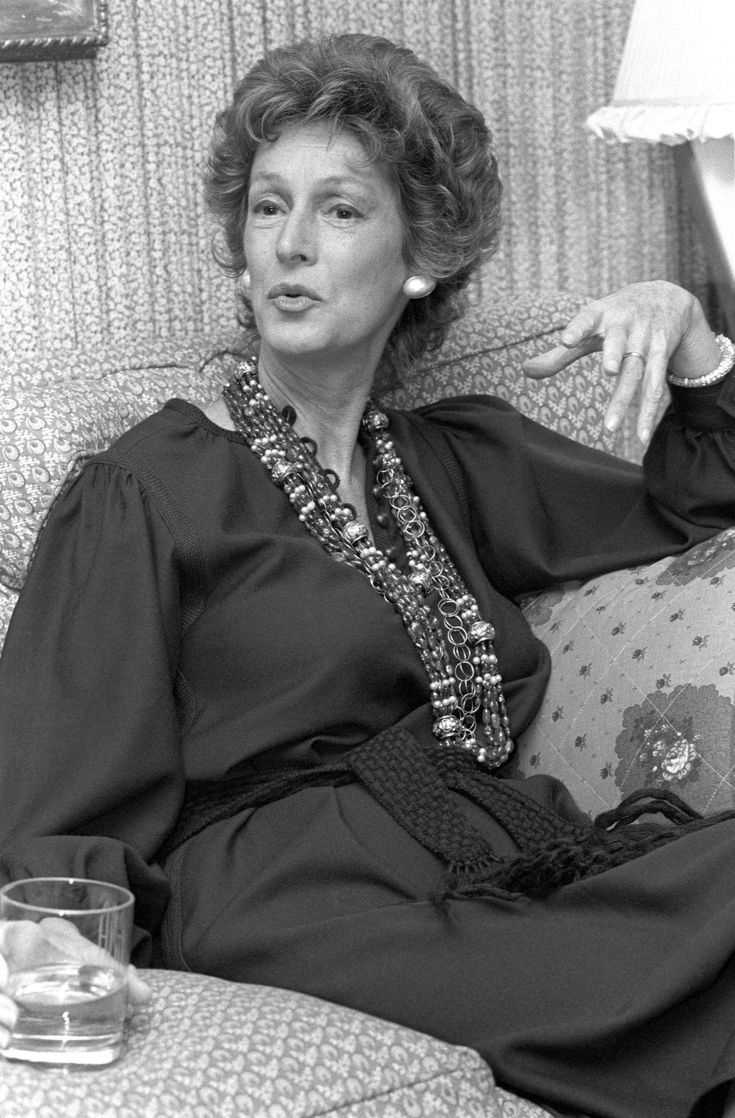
[
  {"left": 0, "top": 919, "right": 152, "bottom": 1047},
  {"left": 522, "top": 281, "right": 722, "bottom": 443}
]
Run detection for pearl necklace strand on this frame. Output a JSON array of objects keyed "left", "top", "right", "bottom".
[{"left": 223, "top": 363, "right": 513, "bottom": 768}]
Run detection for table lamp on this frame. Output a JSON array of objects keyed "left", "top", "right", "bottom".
[{"left": 586, "top": 0, "right": 735, "bottom": 332}]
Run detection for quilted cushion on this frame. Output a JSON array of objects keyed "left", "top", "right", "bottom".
[
  {"left": 513, "top": 528, "right": 735, "bottom": 816},
  {"left": 0, "top": 970, "right": 512, "bottom": 1118}
]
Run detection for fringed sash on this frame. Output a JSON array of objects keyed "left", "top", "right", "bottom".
[{"left": 159, "top": 726, "right": 735, "bottom": 898}]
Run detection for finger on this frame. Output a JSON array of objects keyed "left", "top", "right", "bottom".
[
  {"left": 127, "top": 964, "right": 152, "bottom": 1007},
  {"left": 603, "top": 351, "right": 646, "bottom": 434},
  {"left": 523, "top": 303, "right": 613, "bottom": 380},
  {"left": 523, "top": 337, "right": 600, "bottom": 380},
  {"left": 0, "top": 994, "right": 18, "bottom": 1043},
  {"left": 635, "top": 337, "right": 671, "bottom": 443},
  {"left": 39, "top": 918, "right": 109, "bottom": 967},
  {"left": 38, "top": 922, "right": 149, "bottom": 1009},
  {"left": 40, "top": 918, "right": 135, "bottom": 987},
  {"left": 559, "top": 308, "right": 603, "bottom": 349},
  {"left": 39, "top": 917, "right": 90, "bottom": 948},
  {"left": 598, "top": 326, "right": 639, "bottom": 378},
  {"left": 0, "top": 921, "right": 60, "bottom": 972}
]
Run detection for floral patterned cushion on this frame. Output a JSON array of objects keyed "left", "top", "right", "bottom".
[
  {"left": 0, "top": 969, "right": 553, "bottom": 1117},
  {"left": 512, "top": 529, "right": 735, "bottom": 816}
]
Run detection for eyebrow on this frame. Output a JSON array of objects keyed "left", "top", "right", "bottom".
[{"left": 248, "top": 172, "right": 376, "bottom": 198}]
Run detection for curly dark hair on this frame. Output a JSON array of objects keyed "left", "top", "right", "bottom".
[{"left": 205, "top": 33, "right": 502, "bottom": 381}]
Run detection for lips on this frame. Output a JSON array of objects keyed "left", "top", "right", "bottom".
[
  {"left": 266, "top": 282, "right": 322, "bottom": 315},
  {"left": 267, "top": 283, "right": 321, "bottom": 301}
]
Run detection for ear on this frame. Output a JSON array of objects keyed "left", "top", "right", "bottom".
[
  {"left": 402, "top": 275, "right": 436, "bottom": 299},
  {"left": 238, "top": 270, "right": 252, "bottom": 295}
]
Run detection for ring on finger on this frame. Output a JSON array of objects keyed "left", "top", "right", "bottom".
[{"left": 621, "top": 350, "right": 646, "bottom": 364}]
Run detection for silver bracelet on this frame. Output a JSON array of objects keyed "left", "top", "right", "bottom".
[{"left": 667, "top": 334, "right": 735, "bottom": 387}]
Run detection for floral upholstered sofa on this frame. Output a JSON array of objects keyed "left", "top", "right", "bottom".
[{"left": 0, "top": 291, "right": 733, "bottom": 1117}]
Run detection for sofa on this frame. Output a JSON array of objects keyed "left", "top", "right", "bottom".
[{"left": 0, "top": 290, "right": 733, "bottom": 1117}]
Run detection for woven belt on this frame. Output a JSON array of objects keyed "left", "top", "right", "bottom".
[{"left": 158, "top": 725, "right": 727, "bottom": 898}]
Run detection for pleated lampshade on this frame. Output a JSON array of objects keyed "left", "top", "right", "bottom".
[
  {"left": 585, "top": 0, "right": 735, "bottom": 333},
  {"left": 586, "top": 0, "right": 735, "bottom": 144}
]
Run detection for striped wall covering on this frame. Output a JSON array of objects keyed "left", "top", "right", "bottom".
[{"left": 0, "top": 0, "right": 713, "bottom": 358}]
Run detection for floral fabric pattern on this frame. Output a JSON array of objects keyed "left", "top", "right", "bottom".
[
  {"left": 613, "top": 683, "right": 735, "bottom": 794},
  {"left": 0, "top": 340, "right": 241, "bottom": 589},
  {"left": 512, "top": 530, "right": 735, "bottom": 816},
  {"left": 654, "top": 526, "right": 735, "bottom": 586},
  {"left": 0, "top": 585, "right": 17, "bottom": 651},
  {"left": 0, "top": 969, "right": 551, "bottom": 1118},
  {"left": 384, "top": 291, "right": 626, "bottom": 456},
  {"left": 496, "top": 1092, "right": 558, "bottom": 1118}
]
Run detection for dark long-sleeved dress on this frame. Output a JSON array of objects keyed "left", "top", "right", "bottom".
[{"left": 1, "top": 371, "right": 735, "bottom": 1118}]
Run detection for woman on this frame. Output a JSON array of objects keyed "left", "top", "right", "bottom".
[{"left": 1, "top": 32, "right": 734, "bottom": 1118}]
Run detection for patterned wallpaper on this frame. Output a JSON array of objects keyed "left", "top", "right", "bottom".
[{"left": 0, "top": 0, "right": 713, "bottom": 358}]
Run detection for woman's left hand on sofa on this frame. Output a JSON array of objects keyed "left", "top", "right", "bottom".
[{"left": 522, "top": 280, "right": 722, "bottom": 443}]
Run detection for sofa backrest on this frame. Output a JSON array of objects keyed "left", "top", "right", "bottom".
[
  {"left": 1, "top": 0, "right": 713, "bottom": 364},
  {"left": 0, "top": 291, "right": 620, "bottom": 649}
]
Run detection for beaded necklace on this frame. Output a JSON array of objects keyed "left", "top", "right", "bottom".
[{"left": 223, "top": 362, "right": 513, "bottom": 769}]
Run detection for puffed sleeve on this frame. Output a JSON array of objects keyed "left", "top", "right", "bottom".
[
  {"left": 401, "top": 370, "right": 735, "bottom": 599},
  {"left": 646, "top": 372, "right": 735, "bottom": 534},
  {"left": 0, "top": 460, "right": 187, "bottom": 956}
]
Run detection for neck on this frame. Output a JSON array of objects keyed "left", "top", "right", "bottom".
[{"left": 257, "top": 351, "right": 373, "bottom": 491}]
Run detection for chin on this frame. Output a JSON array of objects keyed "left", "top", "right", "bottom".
[
  {"left": 260, "top": 328, "right": 329, "bottom": 360},
  {"left": 256, "top": 310, "right": 320, "bottom": 348},
  {"left": 258, "top": 320, "right": 347, "bottom": 363}
]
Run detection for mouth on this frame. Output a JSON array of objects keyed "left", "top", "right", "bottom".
[
  {"left": 268, "top": 283, "right": 321, "bottom": 300},
  {"left": 267, "top": 283, "right": 321, "bottom": 313}
]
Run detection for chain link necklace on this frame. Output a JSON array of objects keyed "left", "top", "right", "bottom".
[{"left": 223, "top": 362, "right": 513, "bottom": 768}]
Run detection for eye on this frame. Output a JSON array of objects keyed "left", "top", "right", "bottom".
[
  {"left": 329, "top": 204, "right": 361, "bottom": 220},
  {"left": 250, "top": 198, "right": 283, "bottom": 218}
]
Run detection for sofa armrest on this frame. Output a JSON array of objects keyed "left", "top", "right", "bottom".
[{"left": 0, "top": 969, "right": 553, "bottom": 1117}]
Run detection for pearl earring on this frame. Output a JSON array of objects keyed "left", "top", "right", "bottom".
[
  {"left": 238, "top": 270, "right": 252, "bottom": 295},
  {"left": 402, "top": 275, "right": 436, "bottom": 299}
]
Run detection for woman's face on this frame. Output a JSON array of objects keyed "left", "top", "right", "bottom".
[{"left": 243, "top": 121, "right": 410, "bottom": 377}]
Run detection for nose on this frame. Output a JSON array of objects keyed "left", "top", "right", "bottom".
[{"left": 276, "top": 208, "right": 316, "bottom": 265}]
